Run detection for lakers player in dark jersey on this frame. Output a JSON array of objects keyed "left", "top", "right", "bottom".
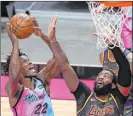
[
  {"left": 44, "top": 16, "right": 131, "bottom": 116},
  {"left": 100, "top": 47, "right": 133, "bottom": 116},
  {"left": 4, "top": 17, "right": 59, "bottom": 115}
]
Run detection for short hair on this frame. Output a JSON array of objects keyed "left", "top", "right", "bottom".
[
  {"left": 2, "top": 49, "right": 28, "bottom": 75},
  {"left": 103, "top": 69, "right": 117, "bottom": 84}
]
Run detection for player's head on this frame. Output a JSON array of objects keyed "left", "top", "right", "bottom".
[
  {"left": 4, "top": 49, "right": 36, "bottom": 78},
  {"left": 94, "top": 69, "right": 117, "bottom": 96}
]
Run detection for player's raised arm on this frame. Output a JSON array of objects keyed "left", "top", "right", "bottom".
[
  {"left": 119, "top": 46, "right": 132, "bottom": 74},
  {"left": 48, "top": 17, "right": 93, "bottom": 111},
  {"left": 93, "top": 32, "right": 131, "bottom": 96},
  {"left": 32, "top": 16, "right": 80, "bottom": 92},
  {"left": 31, "top": 17, "right": 51, "bottom": 49},
  {"left": 38, "top": 58, "right": 59, "bottom": 95},
  {"left": 31, "top": 17, "right": 59, "bottom": 91},
  {"left": 109, "top": 44, "right": 131, "bottom": 96},
  {"left": 6, "top": 23, "right": 22, "bottom": 98},
  {"left": 47, "top": 16, "right": 79, "bottom": 92}
]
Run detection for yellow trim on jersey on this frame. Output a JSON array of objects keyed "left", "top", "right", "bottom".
[
  {"left": 77, "top": 92, "right": 93, "bottom": 115},
  {"left": 108, "top": 49, "right": 116, "bottom": 63},
  {"left": 110, "top": 94, "right": 122, "bottom": 116},
  {"left": 101, "top": 52, "right": 104, "bottom": 65},
  {"left": 95, "top": 94, "right": 109, "bottom": 102}
]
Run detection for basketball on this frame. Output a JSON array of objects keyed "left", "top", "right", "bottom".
[{"left": 10, "top": 13, "right": 34, "bottom": 39}]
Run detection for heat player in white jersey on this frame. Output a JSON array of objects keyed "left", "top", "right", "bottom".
[{"left": 4, "top": 17, "right": 59, "bottom": 116}]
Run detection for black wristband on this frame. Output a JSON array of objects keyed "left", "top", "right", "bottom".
[{"left": 108, "top": 44, "right": 114, "bottom": 48}]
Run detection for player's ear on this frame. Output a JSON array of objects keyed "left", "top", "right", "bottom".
[{"left": 112, "top": 83, "right": 116, "bottom": 89}]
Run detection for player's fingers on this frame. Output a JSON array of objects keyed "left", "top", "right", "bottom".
[
  {"left": 33, "top": 27, "right": 42, "bottom": 36},
  {"left": 48, "top": 16, "right": 57, "bottom": 36},
  {"left": 6, "top": 23, "right": 10, "bottom": 31},
  {"left": 6, "top": 23, "right": 11, "bottom": 36},
  {"left": 49, "top": 17, "right": 54, "bottom": 29},
  {"left": 50, "top": 16, "right": 57, "bottom": 28},
  {"left": 30, "top": 16, "right": 36, "bottom": 22},
  {"left": 49, "top": 16, "right": 57, "bottom": 33},
  {"left": 50, "top": 17, "right": 54, "bottom": 24},
  {"left": 6, "top": 23, "right": 10, "bottom": 28},
  {"left": 31, "top": 16, "right": 38, "bottom": 26},
  {"left": 92, "top": 32, "right": 98, "bottom": 37},
  {"left": 51, "top": 17, "right": 53, "bottom": 21},
  {"left": 10, "top": 24, "right": 13, "bottom": 32},
  {"left": 10, "top": 24, "right": 16, "bottom": 37},
  {"left": 10, "top": 25, "right": 15, "bottom": 35},
  {"left": 33, "top": 27, "right": 40, "bottom": 31},
  {"left": 112, "top": 39, "right": 119, "bottom": 45},
  {"left": 105, "top": 39, "right": 110, "bottom": 45},
  {"left": 8, "top": 23, "right": 11, "bottom": 31},
  {"left": 30, "top": 16, "right": 34, "bottom": 19},
  {"left": 53, "top": 16, "right": 58, "bottom": 26},
  {"left": 9, "top": 24, "right": 13, "bottom": 36}
]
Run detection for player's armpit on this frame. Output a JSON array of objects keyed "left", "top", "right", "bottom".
[
  {"left": 45, "top": 63, "right": 59, "bottom": 95},
  {"left": 37, "top": 58, "right": 58, "bottom": 95},
  {"left": 6, "top": 79, "right": 22, "bottom": 98},
  {"left": 5, "top": 80, "right": 23, "bottom": 107},
  {"left": 72, "top": 81, "right": 92, "bottom": 114},
  {"left": 45, "top": 84, "right": 50, "bottom": 97},
  {"left": 77, "top": 93, "right": 93, "bottom": 115},
  {"left": 5, "top": 81, "right": 11, "bottom": 97},
  {"left": 6, "top": 85, "right": 24, "bottom": 108}
]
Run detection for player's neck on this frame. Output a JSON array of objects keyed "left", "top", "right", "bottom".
[
  {"left": 23, "top": 78, "right": 31, "bottom": 88},
  {"left": 21, "top": 75, "right": 35, "bottom": 90},
  {"left": 95, "top": 94, "right": 110, "bottom": 102}
]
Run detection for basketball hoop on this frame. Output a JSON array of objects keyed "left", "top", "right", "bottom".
[
  {"left": 87, "top": 1, "right": 132, "bottom": 49},
  {"left": 100, "top": 2, "right": 132, "bottom": 7}
]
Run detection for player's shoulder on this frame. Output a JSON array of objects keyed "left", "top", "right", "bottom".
[
  {"left": 32, "top": 75, "right": 44, "bottom": 84},
  {"left": 32, "top": 76, "right": 47, "bottom": 89}
]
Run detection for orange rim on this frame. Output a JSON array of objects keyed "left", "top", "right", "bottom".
[{"left": 100, "top": 1, "right": 132, "bottom": 7}]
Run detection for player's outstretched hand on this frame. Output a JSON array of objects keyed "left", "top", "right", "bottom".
[
  {"left": 48, "top": 16, "right": 57, "bottom": 42},
  {"left": 31, "top": 16, "right": 42, "bottom": 37},
  {"left": 6, "top": 23, "right": 18, "bottom": 44},
  {"left": 31, "top": 16, "right": 50, "bottom": 45},
  {"left": 92, "top": 32, "right": 120, "bottom": 47}
]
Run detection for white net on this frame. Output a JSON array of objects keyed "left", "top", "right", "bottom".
[{"left": 87, "top": 2, "right": 131, "bottom": 49}]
